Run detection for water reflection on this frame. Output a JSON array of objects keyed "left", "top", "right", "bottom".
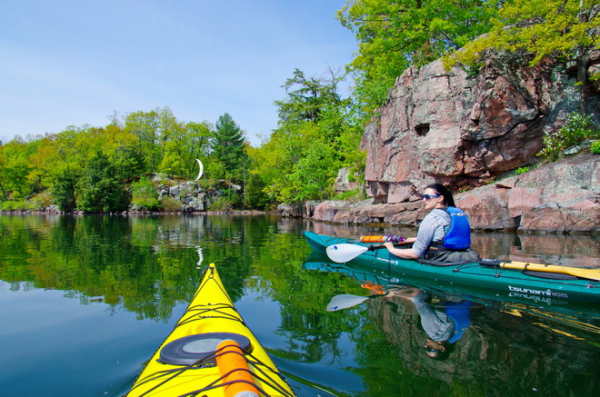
[
  {"left": 306, "top": 256, "right": 600, "bottom": 395},
  {"left": 386, "top": 288, "right": 472, "bottom": 360},
  {"left": 364, "top": 289, "right": 600, "bottom": 395},
  {"left": 0, "top": 214, "right": 599, "bottom": 396}
]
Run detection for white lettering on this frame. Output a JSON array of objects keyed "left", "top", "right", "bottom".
[
  {"left": 508, "top": 285, "right": 569, "bottom": 298},
  {"left": 508, "top": 292, "right": 569, "bottom": 306}
]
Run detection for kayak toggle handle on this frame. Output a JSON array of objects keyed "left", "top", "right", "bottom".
[{"left": 216, "top": 340, "right": 260, "bottom": 397}]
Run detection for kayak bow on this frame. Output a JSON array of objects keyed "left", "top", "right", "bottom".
[{"left": 127, "top": 263, "right": 295, "bottom": 397}]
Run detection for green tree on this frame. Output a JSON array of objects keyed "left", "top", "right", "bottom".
[
  {"left": 29, "top": 129, "right": 85, "bottom": 191},
  {"left": 0, "top": 144, "right": 5, "bottom": 200},
  {"left": 124, "top": 109, "right": 161, "bottom": 173},
  {"left": 337, "top": 0, "right": 502, "bottom": 113},
  {"left": 252, "top": 68, "right": 365, "bottom": 204},
  {"left": 159, "top": 120, "right": 212, "bottom": 179},
  {"left": 76, "top": 151, "right": 130, "bottom": 212},
  {"left": 52, "top": 169, "right": 78, "bottom": 211},
  {"left": 445, "top": 0, "right": 600, "bottom": 114},
  {"left": 100, "top": 124, "right": 145, "bottom": 182},
  {"left": 210, "top": 113, "right": 247, "bottom": 180},
  {"left": 0, "top": 138, "right": 29, "bottom": 200},
  {"left": 0, "top": 137, "right": 42, "bottom": 200},
  {"left": 28, "top": 129, "right": 88, "bottom": 211},
  {"left": 159, "top": 120, "right": 188, "bottom": 178},
  {"left": 245, "top": 169, "right": 270, "bottom": 210},
  {"left": 26, "top": 125, "right": 141, "bottom": 211},
  {"left": 275, "top": 68, "right": 343, "bottom": 123}
]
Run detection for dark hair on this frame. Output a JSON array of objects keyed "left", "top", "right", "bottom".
[
  {"left": 425, "top": 341, "right": 454, "bottom": 360},
  {"left": 426, "top": 183, "right": 455, "bottom": 207}
]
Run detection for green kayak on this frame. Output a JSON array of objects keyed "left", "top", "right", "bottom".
[
  {"left": 303, "top": 252, "right": 600, "bottom": 321},
  {"left": 303, "top": 231, "right": 600, "bottom": 305}
]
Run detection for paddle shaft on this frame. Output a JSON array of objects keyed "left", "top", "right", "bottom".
[
  {"left": 497, "top": 261, "right": 600, "bottom": 281},
  {"left": 360, "top": 235, "right": 405, "bottom": 243}
]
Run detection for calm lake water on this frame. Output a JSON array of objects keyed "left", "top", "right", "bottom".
[{"left": 0, "top": 214, "right": 599, "bottom": 397}]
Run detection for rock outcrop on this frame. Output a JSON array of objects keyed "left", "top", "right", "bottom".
[
  {"left": 131, "top": 176, "right": 243, "bottom": 213},
  {"left": 361, "top": 53, "right": 600, "bottom": 204}
]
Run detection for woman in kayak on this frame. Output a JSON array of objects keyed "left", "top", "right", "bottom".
[{"left": 383, "top": 183, "right": 479, "bottom": 264}]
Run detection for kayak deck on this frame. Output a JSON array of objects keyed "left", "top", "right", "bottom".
[
  {"left": 127, "top": 263, "right": 295, "bottom": 397},
  {"left": 303, "top": 231, "right": 600, "bottom": 304}
]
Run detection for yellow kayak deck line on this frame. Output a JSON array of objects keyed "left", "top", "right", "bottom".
[{"left": 127, "top": 263, "right": 296, "bottom": 397}]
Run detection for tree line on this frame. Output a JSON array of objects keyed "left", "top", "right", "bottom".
[
  {"left": 1, "top": 0, "right": 597, "bottom": 212},
  {"left": 0, "top": 108, "right": 248, "bottom": 211}
]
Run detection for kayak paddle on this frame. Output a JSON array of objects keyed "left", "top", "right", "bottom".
[
  {"left": 326, "top": 289, "right": 422, "bottom": 311},
  {"left": 480, "top": 259, "right": 600, "bottom": 282},
  {"left": 326, "top": 243, "right": 389, "bottom": 263},
  {"left": 360, "top": 235, "right": 405, "bottom": 243},
  {"left": 326, "top": 294, "right": 385, "bottom": 311}
]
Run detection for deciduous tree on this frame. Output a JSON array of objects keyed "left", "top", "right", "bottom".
[
  {"left": 338, "top": 0, "right": 502, "bottom": 113},
  {"left": 159, "top": 121, "right": 212, "bottom": 179},
  {"left": 0, "top": 138, "right": 33, "bottom": 199},
  {"left": 445, "top": 0, "right": 600, "bottom": 114},
  {"left": 251, "top": 68, "right": 364, "bottom": 204}
]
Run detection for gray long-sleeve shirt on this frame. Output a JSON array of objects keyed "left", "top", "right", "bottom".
[
  {"left": 412, "top": 209, "right": 450, "bottom": 258},
  {"left": 412, "top": 294, "right": 455, "bottom": 342}
]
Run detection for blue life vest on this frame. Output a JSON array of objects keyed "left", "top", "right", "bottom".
[
  {"left": 445, "top": 301, "right": 472, "bottom": 343},
  {"left": 442, "top": 207, "right": 471, "bottom": 250}
]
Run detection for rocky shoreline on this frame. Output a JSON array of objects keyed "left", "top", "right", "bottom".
[{"left": 279, "top": 153, "right": 600, "bottom": 234}]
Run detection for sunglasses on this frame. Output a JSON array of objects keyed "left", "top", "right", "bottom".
[{"left": 422, "top": 194, "right": 441, "bottom": 200}]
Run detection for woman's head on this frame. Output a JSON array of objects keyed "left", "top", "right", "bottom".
[
  {"left": 424, "top": 183, "right": 455, "bottom": 208},
  {"left": 424, "top": 338, "right": 453, "bottom": 360}
]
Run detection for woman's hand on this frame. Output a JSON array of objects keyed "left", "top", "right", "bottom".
[{"left": 384, "top": 241, "right": 419, "bottom": 259}]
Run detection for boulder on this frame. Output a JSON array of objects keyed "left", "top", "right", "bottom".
[
  {"left": 277, "top": 202, "right": 305, "bottom": 218},
  {"left": 464, "top": 153, "right": 600, "bottom": 233},
  {"left": 184, "top": 197, "right": 205, "bottom": 212}
]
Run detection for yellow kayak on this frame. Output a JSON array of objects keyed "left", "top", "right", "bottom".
[{"left": 127, "top": 263, "right": 296, "bottom": 397}]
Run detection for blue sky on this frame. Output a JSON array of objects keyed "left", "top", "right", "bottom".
[{"left": 0, "top": 0, "right": 357, "bottom": 146}]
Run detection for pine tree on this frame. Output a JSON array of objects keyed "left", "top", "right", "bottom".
[{"left": 210, "top": 113, "right": 247, "bottom": 180}]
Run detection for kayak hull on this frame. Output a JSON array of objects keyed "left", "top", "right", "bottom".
[
  {"left": 127, "top": 263, "right": 295, "bottom": 397},
  {"left": 303, "top": 231, "right": 600, "bottom": 304}
]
